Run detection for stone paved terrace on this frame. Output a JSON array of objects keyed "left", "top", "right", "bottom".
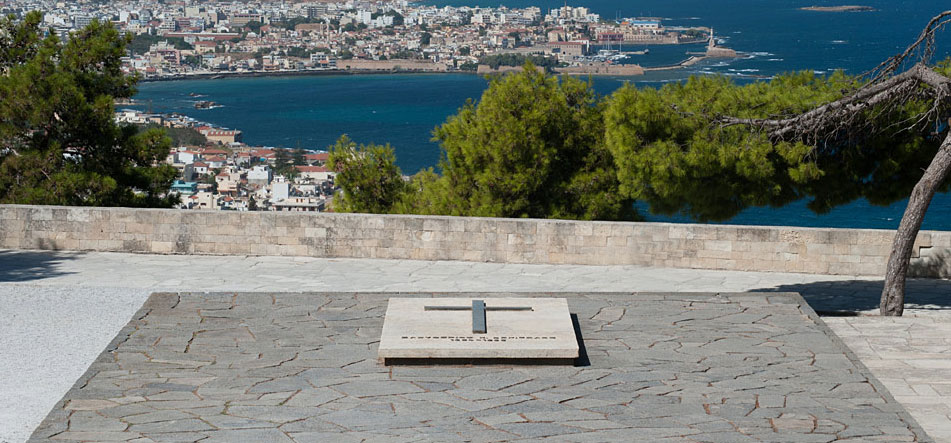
[
  {"left": 30, "top": 292, "right": 929, "bottom": 442},
  {"left": 2, "top": 250, "right": 951, "bottom": 442}
]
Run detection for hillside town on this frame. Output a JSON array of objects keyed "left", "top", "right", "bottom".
[
  {"left": 0, "top": 0, "right": 713, "bottom": 77},
  {"left": 116, "top": 109, "right": 336, "bottom": 212},
  {"left": 2, "top": 0, "right": 721, "bottom": 212}
]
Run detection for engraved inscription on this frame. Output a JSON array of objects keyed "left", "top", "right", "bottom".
[{"left": 401, "top": 336, "right": 557, "bottom": 342}]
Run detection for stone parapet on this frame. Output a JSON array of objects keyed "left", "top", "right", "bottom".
[{"left": 1, "top": 204, "right": 949, "bottom": 277}]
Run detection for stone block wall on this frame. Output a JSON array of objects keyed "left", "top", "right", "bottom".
[{"left": 2, "top": 204, "right": 950, "bottom": 277}]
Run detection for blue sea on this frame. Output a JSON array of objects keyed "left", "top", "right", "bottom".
[{"left": 132, "top": 0, "right": 951, "bottom": 230}]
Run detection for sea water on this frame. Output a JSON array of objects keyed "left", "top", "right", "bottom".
[{"left": 132, "top": 0, "right": 951, "bottom": 229}]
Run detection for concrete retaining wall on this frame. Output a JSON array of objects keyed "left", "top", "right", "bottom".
[{"left": 2, "top": 204, "right": 949, "bottom": 277}]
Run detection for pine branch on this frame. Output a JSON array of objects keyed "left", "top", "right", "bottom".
[
  {"left": 715, "top": 11, "right": 951, "bottom": 144},
  {"left": 717, "top": 64, "right": 951, "bottom": 142}
]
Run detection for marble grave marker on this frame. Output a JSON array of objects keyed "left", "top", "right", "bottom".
[{"left": 378, "top": 297, "right": 579, "bottom": 362}]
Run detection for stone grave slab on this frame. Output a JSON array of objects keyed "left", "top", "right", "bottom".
[
  {"left": 378, "top": 297, "right": 579, "bottom": 362},
  {"left": 29, "top": 292, "right": 932, "bottom": 442}
]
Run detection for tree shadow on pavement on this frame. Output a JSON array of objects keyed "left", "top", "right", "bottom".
[
  {"left": 751, "top": 278, "right": 951, "bottom": 314},
  {"left": 0, "top": 249, "right": 81, "bottom": 282}
]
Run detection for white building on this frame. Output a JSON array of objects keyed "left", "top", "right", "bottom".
[
  {"left": 356, "top": 10, "right": 373, "bottom": 25},
  {"left": 629, "top": 20, "right": 661, "bottom": 31},
  {"left": 248, "top": 165, "right": 272, "bottom": 185},
  {"left": 310, "top": 53, "right": 337, "bottom": 68},
  {"left": 271, "top": 181, "right": 289, "bottom": 203},
  {"left": 296, "top": 166, "right": 334, "bottom": 182}
]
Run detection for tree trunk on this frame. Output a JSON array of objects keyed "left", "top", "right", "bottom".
[{"left": 881, "top": 132, "right": 951, "bottom": 315}]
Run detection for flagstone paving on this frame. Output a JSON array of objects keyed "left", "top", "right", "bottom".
[
  {"left": 826, "top": 315, "right": 951, "bottom": 442},
  {"left": 30, "top": 292, "right": 929, "bottom": 442}
]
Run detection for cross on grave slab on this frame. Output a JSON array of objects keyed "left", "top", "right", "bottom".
[
  {"left": 424, "top": 299, "right": 533, "bottom": 334},
  {"left": 378, "top": 297, "right": 580, "bottom": 362}
]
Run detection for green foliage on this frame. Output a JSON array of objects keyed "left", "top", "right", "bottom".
[
  {"left": 390, "top": 49, "right": 419, "bottom": 59},
  {"left": 284, "top": 46, "right": 312, "bottom": 59},
  {"left": 328, "top": 62, "right": 951, "bottom": 224},
  {"left": 479, "top": 54, "right": 560, "bottom": 72},
  {"left": 274, "top": 16, "right": 322, "bottom": 30},
  {"left": 201, "top": 171, "right": 218, "bottom": 193},
  {"left": 327, "top": 135, "right": 407, "bottom": 213},
  {"left": 274, "top": 148, "right": 299, "bottom": 179},
  {"left": 604, "top": 70, "right": 948, "bottom": 221},
  {"left": 420, "top": 32, "right": 432, "bottom": 46},
  {"left": 128, "top": 34, "right": 191, "bottom": 55},
  {"left": 681, "top": 29, "right": 707, "bottom": 39},
  {"left": 292, "top": 148, "right": 307, "bottom": 166},
  {"left": 331, "top": 65, "right": 634, "bottom": 221},
  {"left": 0, "top": 12, "right": 41, "bottom": 70},
  {"left": 458, "top": 62, "right": 478, "bottom": 71},
  {"left": 426, "top": 65, "right": 632, "bottom": 220},
  {"left": 0, "top": 12, "right": 178, "bottom": 207},
  {"left": 387, "top": 11, "right": 405, "bottom": 26},
  {"left": 138, "top": 124, "right": 206, "bottom": 147},
  {"left": 245, "top": 20, "right": 264, "bottom": 33}
]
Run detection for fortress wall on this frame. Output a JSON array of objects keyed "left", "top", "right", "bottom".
[
  {"left": 341, "top": 59, "right": 448, "bottom": 71},
  {"left": 2, "top": 204, "right": 950, "bottom": 277}
]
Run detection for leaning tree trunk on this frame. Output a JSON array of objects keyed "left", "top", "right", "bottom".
[{"left": 881, "top": 132, "right": 951, "bottom": 316}]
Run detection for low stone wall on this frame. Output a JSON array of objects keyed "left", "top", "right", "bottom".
[{"left": 2, "top": 204, "right": 949, "bottom": 277}]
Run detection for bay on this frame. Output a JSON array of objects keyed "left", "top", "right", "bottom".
[{"left": 131, "top": 0, "right": 951, "bottom": 229}]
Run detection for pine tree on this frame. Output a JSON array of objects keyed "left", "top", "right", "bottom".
[
  {"left": 0, "top": 12, "right": 178, "bottom": 207},
  {"left": 327, "top": 135, "right": 406, "bottom": 214}
]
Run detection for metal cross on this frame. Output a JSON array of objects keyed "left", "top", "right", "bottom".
[{"left": 424, "top": 299, "right": 533, "bottom": 334}]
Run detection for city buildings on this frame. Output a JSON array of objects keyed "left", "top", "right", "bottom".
[
  {"left": 3, "top": 0, "right": 709, "bottom": 79},
  {"left": 122, "top": 109, "right": 335, "bottom": 212}
]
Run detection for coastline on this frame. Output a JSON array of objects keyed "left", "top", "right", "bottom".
[
  {"left": 138, "top": 66, "right": 656, "bottom": 83},
  {"left": 137, "top": 68, "right": 464, "bottom": 83},
  {"left": 139, "top": 53, "right": 735, "bottom": 83}
]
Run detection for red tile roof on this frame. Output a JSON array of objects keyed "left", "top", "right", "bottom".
[{"left": 296, "top": 165, "right": 329, "bottom": 173}]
